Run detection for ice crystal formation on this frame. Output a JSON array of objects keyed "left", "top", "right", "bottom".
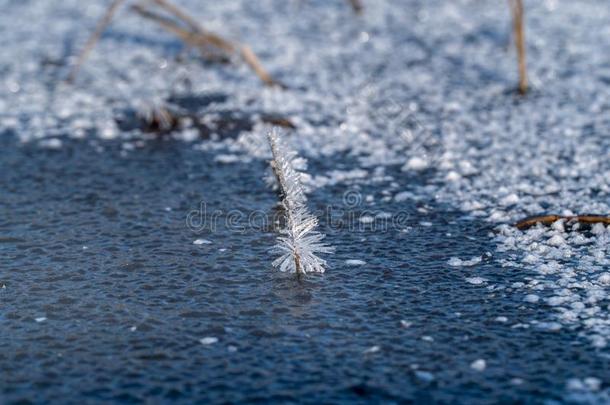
[
  {"left": 267, "top": 130, "right": 332, "bottom": 275},
  {"left": 264, "top": 150, "right": 311, "bottom": 200}
]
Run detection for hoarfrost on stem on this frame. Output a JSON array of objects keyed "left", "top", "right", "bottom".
[{"left": 267, "top": 130, "right": 332, "bottom": 275}]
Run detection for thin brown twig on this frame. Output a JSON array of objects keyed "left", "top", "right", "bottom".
[
  {"left": 240, "top": 45, "right": 280, "bottom": 87},
  {"left": 150, "top": 0, "right": 235, "bottom": 53},
  {"left": 67, "top": 0, "right": 127, "bottom": 83},
  {"left": 131, "top": 5, "right": 209, "bottom": 51},
  {"left": 509, "top": 0, "right": 527, "bottom": 94},
  {"left": 145, "top": 0, "right": 281, "bottom": 87},
  {"left": 131, "top": 5, "right": 239, "bottom": 73},
  {"left": 515, "top": 215, "right": 610, "bottom": 230}
]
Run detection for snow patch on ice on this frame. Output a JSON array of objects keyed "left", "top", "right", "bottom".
[{"left": 345, "top": 259, "right": 366, "bottom": 266}]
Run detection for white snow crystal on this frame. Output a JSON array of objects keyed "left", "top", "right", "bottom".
[
  {"left": 200, "top": 337, "right": 219, "bottom": 345},
  {"left": 193, "top": 239, "right": 212, "bottom": 245},
  {"left": 470, "top": 359, "right": 486, "bottom": 371},
  {"left": 547, "top": 296, "right": 567, "bottom": 306},
  {"left": 445, "top": 171, "right": 460, "bottom": 182},
  {"left": 591, "top": 223, "right": 606, "bottom": 235},
  {"left": 591, "top": 335, "right": 607, "bottom": 349},
  {"left": 359, "top": 216, "right": 374, "bottom": 224},
  {"left": 500, "top": 193, "right": 519, "bottom": 206},
  {"left": 39, "top": 138, "right": 62, "bottom": 149},
  {"left": 415, "top": 371, "right": 435, "bottom": 382},
  {"left": 394, "top": 191, "right": 414, "bottom": 202},
  {"left": 524, "top": 294, "right": 540, "bottom": 303},
  {"left": 465, "top": 277, "right": 488, "bottom": 285},
  {"left": 400, "top": 320, "right": 412, "bottom": 328},
  {"left": 448, "top": 256, "right": 482, "bottom": 267},
  {"left": 345, "top": 259, "right": 366, "bottom": 266},
  {"left": 214, "top": 154, "right": 241, "bottom": 163},
  {"left": 535, "top": 322, "right": 562, "bottom": 332},
  {"left": 567, "top": 378, "right": 585, "bottom": 391},
  {"left": 547, "top": 234, "right": 566, "bottom": 247},
  {"left": 597, "top": 273, "right": 610, "bottom": 285},
  {"left": 363, "top": 345, "right": 380, "bottom": 354},
  {"left": 584, "top": 377, "right": 602, "bottom": 391},
  {"left": 403, "top": 156, "right": 428, "bottom": 171}
]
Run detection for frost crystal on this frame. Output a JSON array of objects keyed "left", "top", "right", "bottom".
[{"left": 267, "top": 130, "right": 332, "bottom": 275}]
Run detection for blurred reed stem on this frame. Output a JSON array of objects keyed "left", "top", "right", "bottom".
[
  {"left": 509, "top": 0, "right": 527, "bottom": 94},
  {"left": 67, "top": 0, "right": 126, "bottom": 83}
]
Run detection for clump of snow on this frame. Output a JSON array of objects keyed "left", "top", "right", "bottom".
[
  {"left": 39, "top": 138, "right": 63, "bottom": 149},
  {"left": 200, "top": 337, "right": 219, "bottom": 345},
  {"left": 193, "top": 239, "right": 212, "bottom": 245},
  {"left": 403, "top": 156, "right": 428, "bottom": 171},
  {"left": 598, "top": 273, "right": 610, "bottom": 285},
  {"left": 524, "top": 294, "right": 540, "bottom": 304},
  {"left": 465, "top": 277, "right": 488, "bottom": 285},
  {"left": 534, "top": 322, "right": 562, "bottom": 332},
  {"left": 363, "top": 345, "right": 380, "bottom": 354},
  {"left": 400, "top": 320, "right": 412, "bottom": 328},
  {"left": 497, "top": 224, "right": 610, "bottom": 349},
  {"left": 470, "top": 359, "right": 486, "bottom": 372},
  {"left": 414, "top": 371, "right": 435, "bottom": 382},
  {"left": 547, "top": 234, "right": 566, "bottom": 247},
  {"left": 567, "top": 377, "right": 602, "bottom": 392},
  {"left": 214, "top": 154, "right": 241, "bottom": 163},
  {"left": 345, "top": 259, "right": 366, "bottom": 266},
  {"left": 448, "top": 256, "right": 482, "bottom": 267},
  {"left": 394, "top": 191, "right": 415, "bottom": 203},
  {"left": 499, "top": 193, "right": 519, "bottom": 206},
  {"left": 359, "top": 216, "right": 374, "bottom": 224}
]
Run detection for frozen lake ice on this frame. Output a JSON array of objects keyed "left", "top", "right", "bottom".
[{"left": 1, "top": 0, "right": 609, "bottom": 403}]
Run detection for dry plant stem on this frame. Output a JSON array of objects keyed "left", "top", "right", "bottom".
[
  {"left": 515, "top": 215, "right": 610, "bottom": 230},
  {"left": 267, "top": 136, "right": 303, "bottom": 275},
  {"left": 67, "top": 0, "right": 126, "bottom": 83},
  {"left": 348, "top": 0, "right": 363, "bottom": 14},
  {"left": 509, "top": 0, "right": 527, "bottom": 94},
  {"left": 132, "top": 6, "right": 231, "bottom": 64},
  {"left": 151, "top": 0, "right": 203, "bottom": 32},
  {"left": 294, "top": 252, "right": 303, "bottom": 277},
  {"left": 240, "top": 46, "right": 279, "bottom": 87},
  {"left": 131, "top": 5, "right": 208, "bottom": 50},
  {"left": 147, "top": 0, "right": 280, "bottom": 87},
  {"left": 150, "top": 0, "right": 235, "bottom": 53},
  {"left": 269, "top": 173, "right": 302, "bottom": 276}
]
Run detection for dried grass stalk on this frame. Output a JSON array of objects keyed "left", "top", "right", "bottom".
[
  {"left": 67, "top": 0, "right": 127, "bottom": 83},
  {"left": 509, "top": 0, "right": 527, "bottom": 94},
  {"left": 136, "top": 1, "right": 281, "bottom": 87},
  {"left": 515, "top": 215, "right": 610, "bottom": 230},
  {"left": 150, "top": 0, "right": 235, "bottom": 53}
]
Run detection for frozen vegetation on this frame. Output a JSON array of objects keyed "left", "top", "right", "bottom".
[
  {"left": 267, "top": 130, "right": 332, "bottom": 274},
  {"left": 1, "top": 0, "right": 609, "bottom": 402}
]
